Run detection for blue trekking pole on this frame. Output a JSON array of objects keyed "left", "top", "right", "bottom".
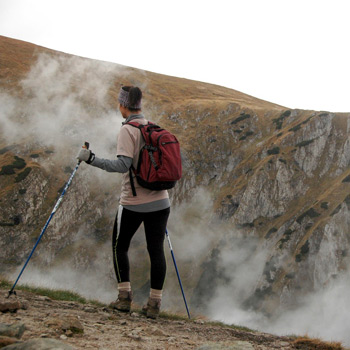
[
  {"left": 165, "top": 228, "right": 191, "bottom": 319},
  {"left": 7, "top": 142, "right": 89, "bottom": 298}
]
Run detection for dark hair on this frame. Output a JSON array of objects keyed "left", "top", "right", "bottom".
[{"left": 122, "top": 86, "right": 142, "bottom": 111}]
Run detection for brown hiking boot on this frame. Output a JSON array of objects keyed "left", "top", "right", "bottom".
[
  {"left": 142, "top": 298, "right": 161, "bottom": 319},
  {"left": 109, "top": 290, "right": 132, "bottom": 312}
]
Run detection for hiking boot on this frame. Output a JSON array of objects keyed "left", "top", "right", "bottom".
[
  {"left": 109, "top": 290, "right": 132, "bottom": 312},
  {"left": 142, "top": 297, "right": 161, "bottom": 319}
]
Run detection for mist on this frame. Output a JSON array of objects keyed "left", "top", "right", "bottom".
[
  {"left": 2, "top": 51, "right": 350, "bottom": 347},
  {"left": 208, "top": 245, "right": 350, "bottom": 346},
  {"left": 0, "top": 53, "right": 124, "bottom": 163}
]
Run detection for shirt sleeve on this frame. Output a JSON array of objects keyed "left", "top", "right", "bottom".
[{"left": 90, "top": 155, "right": 133, "bottom": 173}]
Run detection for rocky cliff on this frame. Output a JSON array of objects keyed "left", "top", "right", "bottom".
[{"left": 1, "top": 36, "right": 350, "bottom": 345}]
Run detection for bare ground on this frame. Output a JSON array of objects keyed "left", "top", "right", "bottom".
[{"left": 0, "top": 289, "right": 327, "bottom": 350}]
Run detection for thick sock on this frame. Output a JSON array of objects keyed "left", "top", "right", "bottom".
[
  {"left": 118, "top": 282, "right": 131, "bottom": 292},
  {"left": 150, "top": 288, "right": 162, "bottom": 300}
]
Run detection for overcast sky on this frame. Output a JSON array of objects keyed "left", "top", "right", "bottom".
[{"left": 1, "top": 0, "right": 350, "bottom": 112}]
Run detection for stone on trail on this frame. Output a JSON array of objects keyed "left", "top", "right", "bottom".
[
  {"left": 1, "top": 338, "right": 76, "bottom": 350},
  {"left": 0, "top": 296, "right": 26, "bottom": 313},
  {"left": 0, "top": 323, "right": 26, "bottom": 339}
]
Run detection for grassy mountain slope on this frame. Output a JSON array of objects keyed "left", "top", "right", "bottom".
[{"left": 1, "top": 36, "right": 350, "bottom": 345}]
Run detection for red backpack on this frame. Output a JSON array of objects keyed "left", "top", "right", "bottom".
[{"left": 126, "top": 121, "right": 182, "bottom": 196}]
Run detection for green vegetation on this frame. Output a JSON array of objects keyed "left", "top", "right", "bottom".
[
  {"left": 230, "top": 113, "right": 251, "bottom": 125},
  {"left": 267, "top": 147, "right": 280, "bottom": 155},
  {"left": 30, "top": 153, "right": 40, "bottom": 158},
  {"left": 240, "top": 130, "right": 254, "bottom": 140},
  {"left": 265, "top": 227, "right": 278, "bottom": 239},
  {"left": 19, "top": 188, "right": 27, "bottom": 195},
  {"left": 321, "top": 202, "right": 329, "bottom": 210},
  {"left": 0, "top": 156, "right": 26, "bottom": 175},
  {"left": 331, "top": 204, "right": 342, "bottom": 216},
  {"left": 344, "top": 195, "right": 350, "bottom": 209},
  {"left": 342, "top": 175, "right": 350, "bottom": 183},
  {"left": 289, "top": 124, "right": 301, "bottom": 132},
  {"left": 273, "top": 110, "right": 291, "bottom": 129},
  {"left": 0, "top": 277, "right": 101, "bottom": 305},
  {"left": 0, "top": 165, "right": 16, "bottom": 175},
  {"left": 15, "top": 167, "right": 32, "bottom": 182},
  {"left": 296, "top": 139, "right": 315, "bottom": 148},
  {"left": 279, "top": 229, "right": 294, "bottom": 248},
  {"left": 296, "top": 240, "right": 310, "bottom": 262},
  {"left": 296, "top": 208, "right": 320, "bottom": 224}
]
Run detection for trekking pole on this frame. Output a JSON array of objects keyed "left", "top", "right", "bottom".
[
  {"left": 7, "top": 142, "right": 89, "bottom": 298},
  {"left": 165, "top": 228, "right": 191, "bottom": 319}
]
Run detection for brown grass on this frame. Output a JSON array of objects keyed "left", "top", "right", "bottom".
[{"left": 293, "top": 336, "right": 344, "bottom": 350}]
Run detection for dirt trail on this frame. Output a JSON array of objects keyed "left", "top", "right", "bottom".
[{"left": 0, "top": 289, "right": 303, "bottom": 349}]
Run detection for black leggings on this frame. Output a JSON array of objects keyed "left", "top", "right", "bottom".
[{"left": 112, "top": 206, "right": 170, "bottom": 290}]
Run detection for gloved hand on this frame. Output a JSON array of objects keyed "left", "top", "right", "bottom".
[{"left": 76, "top": 147, "right": 95, "bottom": 164}]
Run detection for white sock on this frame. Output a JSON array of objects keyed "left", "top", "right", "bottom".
[
  {"left": 150, "top": 288, "right": 162, "bottom": 300},
  {"left": 118, "top": 282, "right": 131, "bottom": 292}
]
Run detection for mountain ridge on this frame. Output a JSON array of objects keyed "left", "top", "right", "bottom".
[{"left": 1, "top": 35, "right": 350, "bottom": 346}]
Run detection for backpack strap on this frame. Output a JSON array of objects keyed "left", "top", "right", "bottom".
[{"left": 129, "top": 167, "right": 137, "bottom": 197}]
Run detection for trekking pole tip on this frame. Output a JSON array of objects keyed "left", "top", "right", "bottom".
[{"left": 6, "top": 290, "right": 16, "bottom": 299}]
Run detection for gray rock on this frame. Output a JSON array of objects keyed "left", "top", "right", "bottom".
[
  {"left": 1, "top": 338, "right": 76, "bottom": 350},
  {"left": 0, "top": 324, "right": 26, "bottom": 339}
]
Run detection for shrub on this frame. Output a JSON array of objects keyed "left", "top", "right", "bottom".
[
  {"left": 279, "top": 229, "right": 294, "bottom": 248},
  {"left": 273, "top": 110, "right": 291, "bottom": 130},
  {"left": 265, "top": 227, "right": 278, "bottom": 239},
  {"left": 289, "top": 124, "right": 302, "bottom": 132},
  {"left": 297, "top": 208, "right": 320, "bottom": 224},
  {"left": 342, "top": 175, "right": 350, "bottom": 183},
  {"left": 331, "top": 205, "right": 342, "bottom": 216},
  {"left": 296, "top": 139, "right": 315, "bottom": 148},
  {"left": 321, "top": 202, "right": 329, "bottom": 209},
  {"left": 15, "top": 167, "right": 32, "bottom": 183},
  {"left": 12, "top": 156, "right": 26, "bottom": 169},
  {"left": 0, "top": 165, "right": 16, "bottom": 175},
  {"left": 267, "top": 147, "right": 280, "bottom": 155},
  {"left": 230, "top": 113, "right": 251, "bottom": 125},
  {"left": 0, "top": 156, "right": 26, "bottom": 175}
]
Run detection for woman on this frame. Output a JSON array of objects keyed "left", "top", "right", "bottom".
[{"left": 77, "top": 86, "right": 170, "bottom": 318}]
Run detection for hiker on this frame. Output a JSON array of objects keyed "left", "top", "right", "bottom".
[{"left": 77, "top": 86, "right": 170, "bottom": 318}]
